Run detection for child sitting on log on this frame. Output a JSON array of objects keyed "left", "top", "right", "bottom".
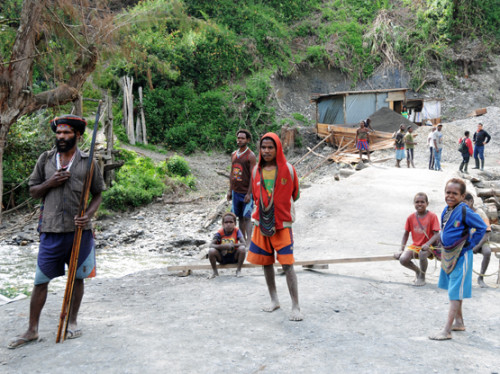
[
  {"left": 394, "top": 192, "right": 441, "bottom": 286},
  {"left": 208, "top": 212, "right": 246, "bottom": 278}
]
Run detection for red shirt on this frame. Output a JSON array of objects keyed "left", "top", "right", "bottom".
[
  {"left": 458, "top": 137, "right": 473, "bottom": 156},
  {"left": 405, "top": 211, "right": 440, "bottom": 246}
]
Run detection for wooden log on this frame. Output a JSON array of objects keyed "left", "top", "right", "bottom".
[
  {"left": 135, "top": 116, "right": 142, "bottom": 144},
  {"left": 103, "top": 161, "right": 125, "bottom": 172},
  {"left": 203, "top": 198, "right": 230, "bottom": 229},
  {"left": 280, "top": 126, "right": 297, "bottom": 153},
  {"left": 167, "top": 255, "right": 397, "bottom": 272},
  {"left": 484, "top": 203, "right": 499, "bottom": 225},
  {"left": 484, "top": 197, "right": 500, "bottom": 210},
  {"left": 138, "top": 86, "right": 148, "bottom": 145},
  {"left": 125, "top": 76, "right": 135, "bottom": 145},
  {"left": 476, "top": 188, "right": 500, "bottom": 198}
]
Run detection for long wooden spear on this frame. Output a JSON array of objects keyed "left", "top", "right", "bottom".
[{"left": 56, "top": 101, "right": 102, "bottom": 343}]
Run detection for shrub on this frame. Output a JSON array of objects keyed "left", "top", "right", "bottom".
[
  {"left": 102, "top": 156, "right": 167, "bottom": 211},
  {"left": 166, "top": 155, "right": 191, "bottom": 177}
]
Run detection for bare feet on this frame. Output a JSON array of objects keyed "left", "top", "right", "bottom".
[
  {"left": 262, "top": 301, "right": 280, "bottom": 313},
  {"left": 478, "top": 278, "right": 488, "bottom": 288},
  {"left": 414, "top": 273, "right": 426, "bottom": 287},
  {"left": 451, "top": 324, "right": 466, "bottom": 331},
  {"left": 429, "top": 331, "right": 452, "bottom": 340},
  {"left": 208, "top": 273, "right": 218, "bottom": 279},
  {"left": 289, "top": 307, "right": 303, "bottom": 321}
]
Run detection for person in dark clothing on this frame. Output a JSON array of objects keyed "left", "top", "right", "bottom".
[{"left": 472, "top": 123, "right": 491, "bottom": 171}]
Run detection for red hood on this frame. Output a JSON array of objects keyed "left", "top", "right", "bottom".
[{"left": 258, "top": 132, "right": 287, "bottom": 169}]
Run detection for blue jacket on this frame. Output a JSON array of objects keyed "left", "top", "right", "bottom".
[{"left": 440, "top": 202, "right": 487, "bottom": 255}]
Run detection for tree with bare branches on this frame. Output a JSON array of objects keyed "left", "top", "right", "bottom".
[{"left": 0, "top": 0, "right": 113, "bottom": 221}]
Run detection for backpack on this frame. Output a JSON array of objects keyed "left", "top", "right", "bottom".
[{"left": 458, "top": 138, "right": 468, "bottom": 153}]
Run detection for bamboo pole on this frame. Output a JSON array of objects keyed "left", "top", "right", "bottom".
[{"left": 56, "top": 102, "right": 102, "bottom": 343}]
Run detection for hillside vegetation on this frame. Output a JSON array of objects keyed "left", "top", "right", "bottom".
[{"left": 2, "top": 0, "right": 499, "bottom": 211}]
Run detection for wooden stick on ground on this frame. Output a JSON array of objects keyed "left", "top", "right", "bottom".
[
  {"left": 167, "top": 255, "right": 397, "bottom": 272},
  {"left": 301, "top": 139, "right": 353, "bottom": 179},
  {"left": 293, "top": 133, "right": 333, "bottom": 166}
]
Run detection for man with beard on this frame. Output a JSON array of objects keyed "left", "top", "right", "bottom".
[{"left": 8, "top": 115, "right": 104, "bottom": 349}]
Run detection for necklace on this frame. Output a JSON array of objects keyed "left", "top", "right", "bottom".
[
  {"left": 56, "top": 151, "right": 76, "bottom": 171},
  {"left": 236, "top": 147, "right": 249, "bottom": 158}
]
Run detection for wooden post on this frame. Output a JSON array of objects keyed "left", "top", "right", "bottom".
[
  {"left": 124, "top": 76, "right": 135, "bottom": 145},
  {"left": 104, "top": 93, "right": 115, "bottom": 187},
  {"left": 73, "top": 94, "right": 83, "bottom": 117},
  {"left": 135, "top": 116, "right": 142, "bottom": 144},
  {"left": 280, "top": 125, "right": 296, "bottom": 154},
  {"left": 138, "top": 86, "right": 148, "bottom": 145}
]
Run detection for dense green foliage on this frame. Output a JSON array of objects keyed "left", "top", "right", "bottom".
[
  {"left": 2, "top": 115, "right": 54, "bottom": 207},
  {"left": 102, "top": 150, "right": 196, "bottom": 211},
  {"left": 3, "top": 0, "right": 500, "bottom": 212}
]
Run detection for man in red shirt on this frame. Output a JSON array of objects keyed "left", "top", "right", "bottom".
[{"left": 394, "top": 193, "right": 441, "bottom": 286}]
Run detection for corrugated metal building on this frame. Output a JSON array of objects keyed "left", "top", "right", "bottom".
[{"left": 311, "top": 88, "right": 408, "bottom": 127}]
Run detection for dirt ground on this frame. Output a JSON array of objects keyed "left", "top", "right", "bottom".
[{"left": 1, "top": 161, "right": 499, "bottom": 373}]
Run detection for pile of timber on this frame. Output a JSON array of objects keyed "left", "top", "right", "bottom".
[{"left": 316, "top": 123, "right": 395, "bottom": 164}]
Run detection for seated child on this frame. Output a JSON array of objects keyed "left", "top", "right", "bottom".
[
  {"left": 208, "top": 212, "right": 246, "bottom": 278},
  {"left": 463, "top": 193, "right": 492, "bottom": 288},
  {"left": 394, "top": 192, "right": 440, "bottom": 286},
  {"left": 429, "top": 179, "right": 487, "bottom": 341}
]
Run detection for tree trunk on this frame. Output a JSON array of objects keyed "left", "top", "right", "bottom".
[
  {"left": 138, "top": 86, "right": 148, "bottom": 145},
  {"left": 0, "top": 0, "right": 102, "bottom": 222}
]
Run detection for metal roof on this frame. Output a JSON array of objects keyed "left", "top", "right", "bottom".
[{"left": 311, "top": 88, "right": 408, "bottom": 101}]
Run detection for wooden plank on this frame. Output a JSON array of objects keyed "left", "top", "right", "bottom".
[{"left": 167, "top": 255, "right": 396, "bottom": 272}]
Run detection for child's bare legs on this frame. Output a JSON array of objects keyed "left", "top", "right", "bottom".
[
  {"left": 429, "top": 300, "right": 463, "bottom": 340},
  {"left": 416, "top": 250, "right": 430, "bottom": 286},
  {"left": 398, "top": 251, "right": 423, "bottom": 286},
  {"left": 235, "top": 247, "right": 246, "bottom": 277},
  {"left": 262, "top": 264, "right": 280, "bottom": 312},
  {"left": 477, "top": 245, "right": 491, "bottom": 288},
  {"left": 208, "top": 249, "right": 220, "bottom": 279},
  {"left": 282, "top": 265, "right": 303, "bottom": 321}
]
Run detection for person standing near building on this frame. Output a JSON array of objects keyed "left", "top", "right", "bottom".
[
  {"left": 432, "top": 124, "right": 444, "bottom": 171},
  {"left": 393, "top": 125, "right": 406, "bottom": 168},
  {"left": 404, "top": 126, "right": 417, "bottom": 168},
  {"left": 472, "top": 123, "right": 491, "bottom": 171},
  {"left": 427, "top": 127, "right": 436, "bottom": 170},
  {"left": 227, "top": 129, "right": 256, "bottom": 247}
]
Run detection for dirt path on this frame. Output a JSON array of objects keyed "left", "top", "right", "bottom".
[{"left": 1, "top": 162, "right": 499, "bottom": 373}]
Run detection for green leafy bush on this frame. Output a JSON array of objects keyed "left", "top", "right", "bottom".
[
  {"left": 3, "top": 114, "right": 54, "bottom": 204},
  {"left": 166, "top": 155, "right": 191, "bottom": 177},
  {"left": 102, "top": 155, "right": 168, "bottom": 211}
]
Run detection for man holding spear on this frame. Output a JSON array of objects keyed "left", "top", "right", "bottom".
[{"left": 8, "top": 115, "right": 104, "bottom": 349}]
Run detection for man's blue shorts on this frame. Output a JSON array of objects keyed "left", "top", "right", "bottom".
[
  {"left": 438, "top": 250, "right": 473, "bottom": 300},
  {"left": 231, "top": 191, "right": 253, "bottom": 219},
  {"left": 34, "top": 230, "right": 95, "bottom": 285}
]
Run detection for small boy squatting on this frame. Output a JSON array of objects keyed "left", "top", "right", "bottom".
[{"left": 208, "top": 212, "right": 246, "bottom": 278}]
